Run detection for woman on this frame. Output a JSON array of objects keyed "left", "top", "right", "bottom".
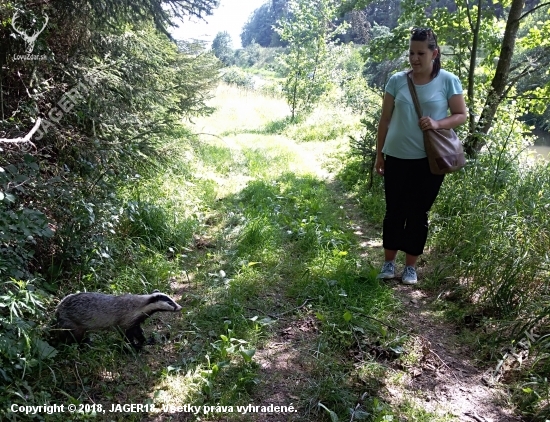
[{"left": 375, "top": 27, "right": 467, "bottom": 284}]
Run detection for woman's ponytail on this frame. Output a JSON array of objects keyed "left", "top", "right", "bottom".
[{"left": 432, "top": 47, "right": 441, "bottom": 79}]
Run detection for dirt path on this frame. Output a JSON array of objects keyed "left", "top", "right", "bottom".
[
  {"left": 387, "top": 284, "right": 520, "bottom": 422},
  {"left": 337, "top": 180, "right": 522, "bottom": 422}
]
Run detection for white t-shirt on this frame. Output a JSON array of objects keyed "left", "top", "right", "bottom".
[{"left": 383, "top": 69, "right": 463, "bottom": 159}]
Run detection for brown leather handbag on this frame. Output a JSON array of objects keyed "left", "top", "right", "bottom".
[{"left": 406, "top": 72, "right": 466, "bottom": 175}]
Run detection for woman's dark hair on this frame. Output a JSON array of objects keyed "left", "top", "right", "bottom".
[{"left": 410, "top": 27, "right": 441, "bottom": 79}]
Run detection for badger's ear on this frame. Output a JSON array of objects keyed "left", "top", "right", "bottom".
[{"left": 152, "top": 289, "right": 160, "bottom": 294}]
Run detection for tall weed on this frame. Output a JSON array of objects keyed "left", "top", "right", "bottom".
[
  {"left": 430, "top": 154, "right": 550, "bottom": 318},
  {"left": 425, "top": 124, "right": 550, "bottom": 416}
]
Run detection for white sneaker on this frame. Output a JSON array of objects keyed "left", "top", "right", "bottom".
[
  {"left": 402, "top": 266, "right": 418, "bottom": 284},
  {"left": 376, "top": 261, "right": 396, "bottom": 279}
]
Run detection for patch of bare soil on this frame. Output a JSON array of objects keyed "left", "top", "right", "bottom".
[
  {"left": 146, "top": 276, "right": 318, "bottom": 422},
  {"left": 250, "top": 315, "right": 319, "bottom": 422},
  {"left": 388, "top": 285, "right": 521, "bottom": 422}
]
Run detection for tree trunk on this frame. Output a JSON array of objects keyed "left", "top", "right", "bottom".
[
  {"left": 466, "top": 0, "right": 482, "bottom": 137},
  {"left": 464, "top": 0, "right": 525, "bottom": 156},
  {"left": 291, "top": 71, "right": 299, "bottom": 122}
]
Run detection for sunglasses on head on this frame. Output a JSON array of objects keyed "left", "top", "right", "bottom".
[{"left": 411, "top": 27, "right": 436, "bottom": 36}]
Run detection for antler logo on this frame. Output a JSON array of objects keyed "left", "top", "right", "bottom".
[{"left": 11, "top": 11, "right": 49, "bottom": 54}]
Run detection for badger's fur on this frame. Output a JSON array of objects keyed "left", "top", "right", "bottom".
[{"left": 54, "top": 290, "right": 182, "bottom": 348}]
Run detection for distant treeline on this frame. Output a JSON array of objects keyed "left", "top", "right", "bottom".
[{"left": 241, "top": 0, "right": 541, "bottom": 47}]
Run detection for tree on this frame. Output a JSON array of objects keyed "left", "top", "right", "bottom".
[
  {"left": 241, "top": 1, "right": 291, "bottom": 47},
  {"left": 347, "top": 0, "right": 550, "bottom": 157},
  {"left": 80, "top": 0, "right": 220, "bottom": 37},
  {"left": 275, "top": 0, "right": 348, "bottom": 121},
  {"left": 423, "top": 0, "right": 550, "bottom": 155},
  {"left": 0, "top": 0, "right": 220, "bottom": 280},
  {"left": 212, "top": 31, "right": 234, "bottom": 65},
  {"left": 465, "top": 0, "right": 550, "bottom": 155},
  {"left": 234, "top": 41, "right": 264, "bottom": 67}
]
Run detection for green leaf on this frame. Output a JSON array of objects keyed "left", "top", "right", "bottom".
[
  {"left": 343, "top": 311, "right": 352, "bottom": 323},
  {"left": 247, "top": 261, "right": 261, "bottom": 267},
  {"left": 34, "top": 339, "right": 58, "bottom": 360},
  {"left": 239, "top": 348, "right": 256, "bottom": 362},
  {"left": 318, "top": 402, "right": 339, "bottom": 422},
  {"left": 352, "top": 325, "right": 365, "bottom": 334},
  {"left": 351, "top": 410, "right": 369, "bottom": 420}
]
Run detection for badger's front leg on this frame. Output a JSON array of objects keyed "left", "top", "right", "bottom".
[
  {"left": 125, "top": 324, "right": 146, "bottom": 349},
  {"left": 56, "top": 323, "right": 87, "bottom": 345}
]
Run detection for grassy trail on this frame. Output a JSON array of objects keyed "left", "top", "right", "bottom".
[
  {"left": 52, "top": 84, "right": 519, "bottom": 422},
  {"left": 151, "top": 84, "right": 406, "bottom": 421},
  {"left": 142, "top": 84, "right": 518, "bottom": 422}
]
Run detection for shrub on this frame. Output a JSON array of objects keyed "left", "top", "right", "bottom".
[
  {"left": 222, "top": 67, "right": 255, "bottom": 89},
  {"left": 284, "top": 106, "right": 361, "bottom": 142},
  {"left": 259, "top": 80, "right": 283, "bottom": 98},
  {"left": 0, "top": 280, "right": 55, "bottom": 419}
]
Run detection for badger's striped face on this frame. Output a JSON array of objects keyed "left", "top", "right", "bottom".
[{"left": 148, "top": 293, "right": 182, "bottom": 312}]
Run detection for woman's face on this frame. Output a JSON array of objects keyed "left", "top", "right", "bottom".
[{"left": 409, "top": 40, "right": 438, "bottom": 74}]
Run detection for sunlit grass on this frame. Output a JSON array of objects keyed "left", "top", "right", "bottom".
[
  {"left": 33, "top": 72, "right": 546, "bottom": 422},
  {"left": 42, "top": 83, "right": 408, "bottom": 422},
  {"left": 193, "top": 83, "right": 290, "bottom": 136}
]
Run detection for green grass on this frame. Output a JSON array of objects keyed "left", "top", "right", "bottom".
[
  {"left": 8, "top": 83, "right": 462, "bottom": 422},
  {"left": 48, "top": 76, "right": 550, "bottom": 421}
]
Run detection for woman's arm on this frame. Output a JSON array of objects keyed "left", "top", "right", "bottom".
[{"left": 375, "top": 92, "right": 395, "bottom": 175}]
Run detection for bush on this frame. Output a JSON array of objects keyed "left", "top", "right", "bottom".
[
  {"left": 259, "top": 80, "right": 283, "bottom": 98},
  {"left": 0, "top": 280, "right": 55, "bottom": 419},
  {"left": 221, "top": 67, "right": 255, "bottom": 89},
  {"left": 0, "top": 156, "right": 55, "bottom": 280},
  {"left": 429, "top": 153, "right": 550, "bottom": 312},
  {"left": 284, "top": 106, "right": 362, "bottom": 142}
]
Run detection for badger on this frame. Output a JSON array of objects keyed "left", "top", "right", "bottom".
[{"left": 54, "top": 290, "right": 182, "bottom": 349}]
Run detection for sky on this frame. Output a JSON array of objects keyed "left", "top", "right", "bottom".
[{"left": 170, "top": 0, "right": 268, "bottom": 49}]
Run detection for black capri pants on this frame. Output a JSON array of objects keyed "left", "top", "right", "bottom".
[{"left": 383, "top": 155, "right": 445, "bottom": 257}]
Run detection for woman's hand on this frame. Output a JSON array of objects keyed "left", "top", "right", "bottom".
[
  {"left": 418, "top": 116, "right": 440, "bottom": 131},
  {"left": 375, "top": 154, "right": 385, "bottom": 176}
]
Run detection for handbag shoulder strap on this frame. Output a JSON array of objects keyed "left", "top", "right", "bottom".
[{"left": 406, "top": 71, "right": 423, "bottom": 119}]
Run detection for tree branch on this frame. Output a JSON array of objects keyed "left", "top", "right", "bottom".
[
  {"left": 519, "top": 2, "right": 550, "bottom": 21},
  {"left": 502, "top": 64, "right": 536, "bottom": 99},
  {"left": 0, "top": 118, "right": 41, "bottom": 146}
]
